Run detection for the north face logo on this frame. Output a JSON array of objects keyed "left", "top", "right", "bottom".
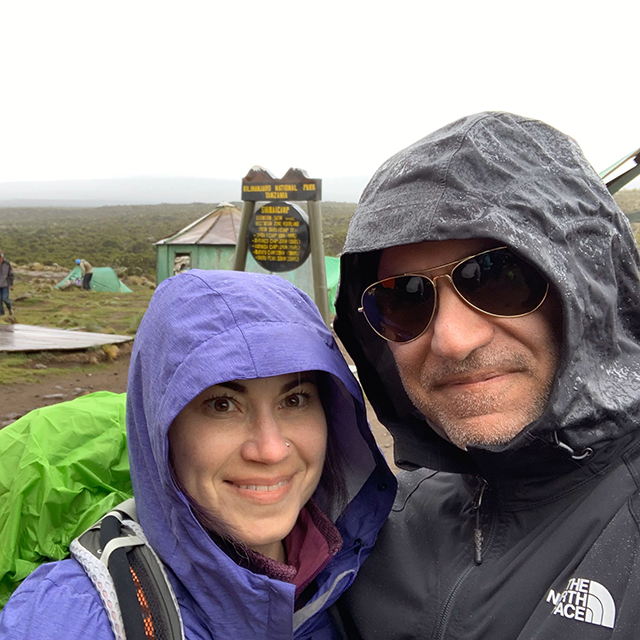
[{"left": 546, "top": 578, "right": 615, "bottom": 629}]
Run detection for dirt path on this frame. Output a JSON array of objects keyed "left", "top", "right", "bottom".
[
  {"left": 2, "top": 358, "right": 130, "bottom": 424},
  {"left": 2, "top": 354, "right": 398, "bottom": 471}
]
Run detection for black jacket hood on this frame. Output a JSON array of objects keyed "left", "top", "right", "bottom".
[{"left": 335, "top": 111, "right": 640, "bottom": 477}]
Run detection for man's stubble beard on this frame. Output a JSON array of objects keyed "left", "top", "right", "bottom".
[{"left": 396, "top": 346, "right": 558, "bottom": 450}]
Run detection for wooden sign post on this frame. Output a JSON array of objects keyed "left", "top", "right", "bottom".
[{"left": 233, "top": 167, "right": 329, "bottom": 325}]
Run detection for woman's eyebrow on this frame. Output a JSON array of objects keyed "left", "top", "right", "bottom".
[
  {"left": 280, "top": 374, "right": 316, "bottom": 394},
  {"left": 217, "top": 381, "right": 246, "bottom": 393}
]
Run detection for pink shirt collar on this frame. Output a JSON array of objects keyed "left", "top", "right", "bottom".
[{"left": 243, "top": 499, "right": 343, "bottom": 599}]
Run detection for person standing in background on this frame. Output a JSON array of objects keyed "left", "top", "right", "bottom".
[
  {"left": 0, "top": 250, "right": 14, "bottom": 318},
  {"left": 75, "top": 259, "right": 93, "bottom": 290}
]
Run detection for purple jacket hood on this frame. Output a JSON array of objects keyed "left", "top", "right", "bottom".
[{"left": 126, "top": 270, "right": 395, "bottom": 639}]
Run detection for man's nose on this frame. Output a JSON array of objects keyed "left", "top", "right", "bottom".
[
  {"left": 428, "top": 278, "right": 494, "bottom": 360},
  {"left": 241, "top": 413, "right": 291, "bottom": 464}
]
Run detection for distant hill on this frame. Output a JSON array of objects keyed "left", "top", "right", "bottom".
[
  {"left": 0, "top": 176, "right": 369, "bottom": 207},
  {"left": 2, "top": 176, "right": 637, "bottom": 213}
]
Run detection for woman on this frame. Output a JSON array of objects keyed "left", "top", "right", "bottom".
[{"left": 0, "top": 270, "right": 396, "bottom": 639}]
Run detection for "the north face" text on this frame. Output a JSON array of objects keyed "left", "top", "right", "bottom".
[{"left": 547, "top": 578, "right": 615, "bottom": 629}]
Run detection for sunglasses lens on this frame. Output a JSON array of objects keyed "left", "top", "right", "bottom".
[
  {"left": 362, "top": 276, "right": 435, "bottom": 342},
  {"left": 361, "top": 248, "right": 548, "bottom": 343},
  {"left": 452, "top": 248, "right": 548, "bottom": 315}
]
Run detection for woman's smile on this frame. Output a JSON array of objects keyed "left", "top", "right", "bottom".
[
  {"left": 234, "top": 478, "right": 291, "bottom": 492},
  {"left": 228, "top": 476, "right": 295, "bottom": 504}
]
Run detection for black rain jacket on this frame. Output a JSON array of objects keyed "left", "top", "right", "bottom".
[
  {"left": 0, "top": 260, "right": 13, "bottom": 289},
  {"left": 333, "top": 112, "right": 640, "bottom": 639}
]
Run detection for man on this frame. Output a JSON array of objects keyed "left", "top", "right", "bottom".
[
  {"left": 334, "top": 112, "right": 640, "bottom": 638},
  {"left": 0, "top": 250, "right": 14, "bottom": 317},
  {"left": 76, "top": 258, "right": 93, "bottom": 290}
]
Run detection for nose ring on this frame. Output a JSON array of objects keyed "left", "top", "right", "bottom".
[{"left": 285, "top": 441, "right": 291, "bottom": 447}]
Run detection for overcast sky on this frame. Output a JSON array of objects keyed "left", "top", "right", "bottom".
[{"left": 2, "top": 0, "right": 639, "bottom": 188}]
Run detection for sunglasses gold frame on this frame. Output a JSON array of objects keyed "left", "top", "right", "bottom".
[{"left": 358, "top": 246, "right": 550, "bottom": 343}]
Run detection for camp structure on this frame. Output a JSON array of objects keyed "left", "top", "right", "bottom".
[
  {"left": 154, "top": 202, "right": 320, "bottom": 305},
  {"left": 155, "top": 203, "right": 243, "bottom": 282},
  {"left": 55, "top": 267, "right": 133, "bottom": 293}
]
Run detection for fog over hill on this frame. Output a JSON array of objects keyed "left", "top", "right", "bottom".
[{"left": 0, "top": 176, "right": 369, "bottom": 207}]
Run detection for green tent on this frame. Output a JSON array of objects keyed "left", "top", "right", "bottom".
[
  {"left": 0, "top": 392, "right": 132, "bottom": 609},
  {"left": 325, "top": 256, "right": 340, "bottom": 315},
  {"left": 55, "top": 266, "right": 133, "bottom": 293}
]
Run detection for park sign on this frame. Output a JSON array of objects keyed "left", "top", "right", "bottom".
[
  {"left": 248, "top": 202, "right": 310, "bottom": 272},
  {"left": 241, "top": 166, "right": 321, "bottom": 201},
  {"left": 235, "top": 166, "right": 329, "bottom": 324}
]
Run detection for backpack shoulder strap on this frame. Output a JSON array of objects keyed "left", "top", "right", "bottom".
[{"left": 70, "top": 499, "right": 184, "bottom": 640}]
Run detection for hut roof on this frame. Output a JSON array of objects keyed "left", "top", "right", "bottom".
[{"left": 155, "top": 202, "right": 242, "bottom": 246}]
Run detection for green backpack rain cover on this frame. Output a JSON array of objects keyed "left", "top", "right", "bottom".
[{"left": 0, "top": 392, "right": 133, "bottom": 609}]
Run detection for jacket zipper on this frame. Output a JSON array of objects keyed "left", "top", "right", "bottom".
[
  {"left": 433, "top": 476, "right": 491, "bottom": 639},
  {"left": 472, "top": 477, "right": 488, "bottom": 565}
]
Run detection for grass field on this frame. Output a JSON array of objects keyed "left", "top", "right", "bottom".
[
  {"left": 9, "top": 281, "right": 153, "bottom": 334},
  {"left": 1, "top": 276, "right": 153, "bottom": 385}
]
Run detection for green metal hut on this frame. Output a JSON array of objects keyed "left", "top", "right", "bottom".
[{"left": 154, "top": 203, "right": 315, "bottom": 299}]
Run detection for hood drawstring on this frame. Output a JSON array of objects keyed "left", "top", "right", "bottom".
[
  {"left": 552, "top": 432, "right": 594, "bottom": 461},
  {"left": 472, "top": 477, "right": 488, "bottom": 565}
]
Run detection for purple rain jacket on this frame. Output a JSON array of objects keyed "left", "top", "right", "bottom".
[{"left": 0, "top": 270, "right": 396, "bottom": 640}]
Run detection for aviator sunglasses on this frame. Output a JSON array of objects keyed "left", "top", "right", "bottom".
[{"left": 359, "top": 246, "right": 549, "bottom": 343}]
